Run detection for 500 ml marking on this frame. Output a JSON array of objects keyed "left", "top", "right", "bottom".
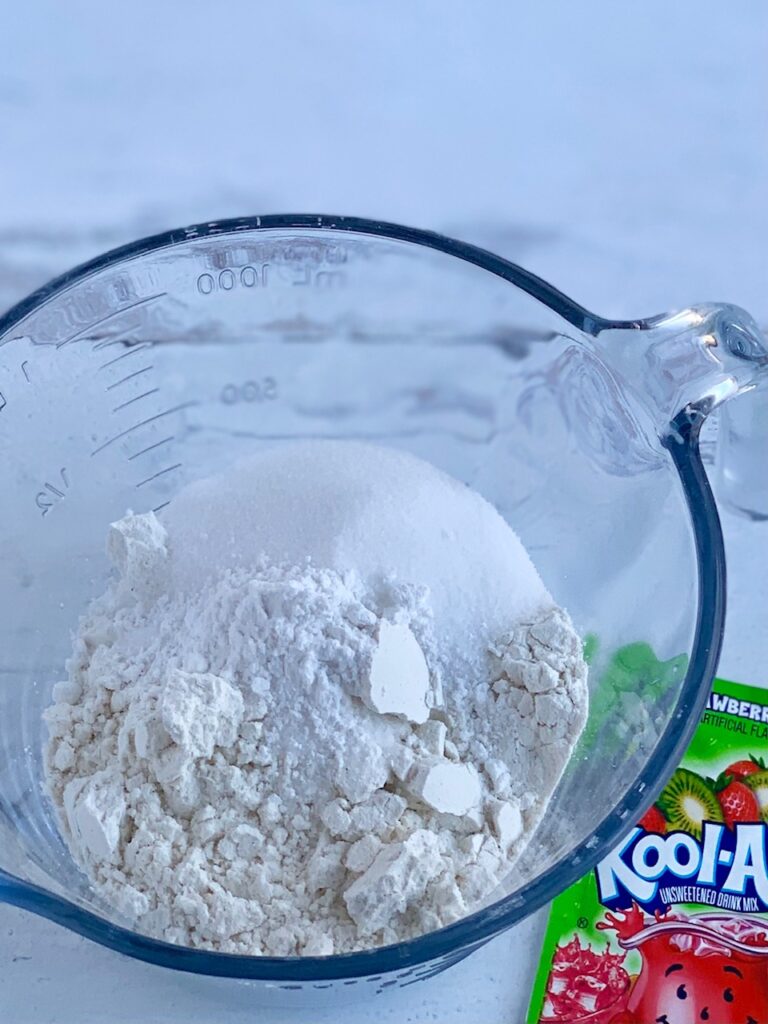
[
  {"left": 197, "top": 264, "right": 346, "bottom": 295},
  {"left": 220, "top": 377, "right": 278, "bottom": 404},
  {"left": 36, "top": 467, "right": 70, "bottom": 516}
]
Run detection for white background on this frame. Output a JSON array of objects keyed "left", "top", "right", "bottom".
[{"left": 1, "top": 2, "right": 767, "bottom": 1021}]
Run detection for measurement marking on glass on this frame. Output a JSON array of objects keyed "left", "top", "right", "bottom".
[
  {"left": 107, "top": 362, "right": 153, "bottom": 389},
  {"left": 93, "top": 335, "right": 129, "bottom": 353},
  {"left": 220, "top": 377, "right": 278, "bottom": 404},
  {"left": 21, "top": 361, "right": 30, "bottom": 382},
  {"left": 98, "top": 342, "right": 153, "bottom": 370},
  {"left": 94, "top": 332, "right": 154, "bottom": 354},
  {"left": 0, "top": 392, "right": 5, "bottom": 412},
  {"left": 56, "top": 293, "right": 166, "bottom": 349},
  {"left": 36, "top": 468, "right": 70, "bottom": 516},
  {"left": 112, "top": 387, "right": 160, "bottom": 413},
  {"left": 136, "top": 463, "right": 182, "bottom": 489},
  {"left": 152, "top": 500, "right": 171, "bottom": 513},
  {"left": 197, "top": 265, "right": 270, "bottom": 295},
  {"left": 106, "top": 365, "right": 153, "bottom": 391},
  {"left": 91, "top": 401, "right": 198, "bottom": 456},
  {"left": 128, "top": 435, "right": 175, "bottom": 460}
]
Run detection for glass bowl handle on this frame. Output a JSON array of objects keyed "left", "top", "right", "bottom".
[{"left": 595, "top": 302, "right": 768, "bottom": 512}]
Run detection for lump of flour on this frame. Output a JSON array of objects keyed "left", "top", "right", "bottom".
[{"left": 44, "top": 441, "right": 588, "bottom": 955}]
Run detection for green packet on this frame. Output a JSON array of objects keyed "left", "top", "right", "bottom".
[{"left": 527, "top": 677, "right": 768, "bottom": 1024}]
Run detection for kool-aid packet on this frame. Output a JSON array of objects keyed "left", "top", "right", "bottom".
[{"left": 528, "top": 676, "right": 768, "bottom": 1024}]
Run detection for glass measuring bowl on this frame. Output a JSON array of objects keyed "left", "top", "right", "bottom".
[{"left": 0, "top": 215, "right": 766, "bottom": 999}]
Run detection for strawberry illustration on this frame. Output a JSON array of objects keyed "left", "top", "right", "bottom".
[
  {"left": 638, "top": 805, "right": 667, "bottom": 833},
  {"left": 714, "top": 771, "right": 761, "bottom": 828},
  {"left": 725, "top": 754, "right": 766, "bottom": 780}
]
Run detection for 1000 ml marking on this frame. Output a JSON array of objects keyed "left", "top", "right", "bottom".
[
  {"left": 197, "top": 265, "right": 270, "bottom": 295},
  {"left": 197, "top": 264, "right": 346, "bottom": 295}
]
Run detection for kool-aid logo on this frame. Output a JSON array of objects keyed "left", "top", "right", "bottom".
[{"left": 596, "top": 823, "right": 768, "bottom": 915}]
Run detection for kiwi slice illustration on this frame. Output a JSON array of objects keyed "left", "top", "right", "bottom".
[
  {"left": 745, "top": 770, "right": 768, "bottom": 823},
  {"left": 657, "top": 768, "right": 723, "bottom": 839}
]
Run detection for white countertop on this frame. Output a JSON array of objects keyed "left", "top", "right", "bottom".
[{"left": 1, "top": 2, "right": 766, "bottom": 1020}]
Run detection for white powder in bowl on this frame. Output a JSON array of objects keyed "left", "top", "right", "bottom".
[
  {"left": 161, "top": 441, "right": 549, "bottom": 665},
  {"left": 44, "top": 440, "right": 587, "bottom": 955}
]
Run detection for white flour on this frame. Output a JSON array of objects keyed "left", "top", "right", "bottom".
[{"left": 45, "top": 441, "right": 587, "bottom": 955}]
